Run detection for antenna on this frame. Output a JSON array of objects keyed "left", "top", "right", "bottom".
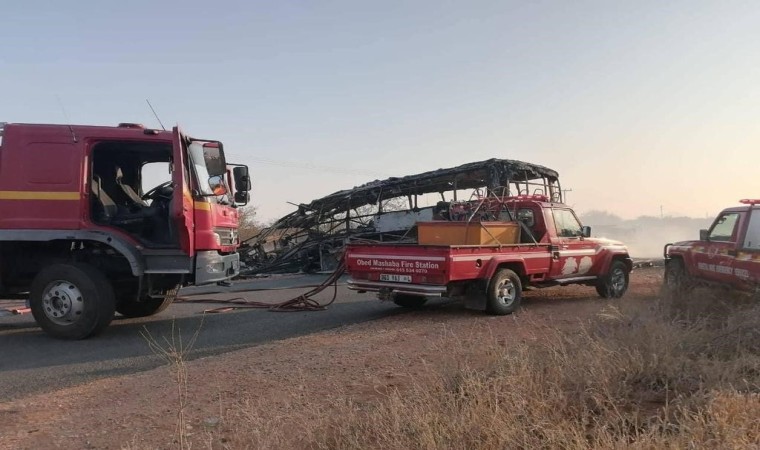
[
  {"left": 55, "top": 95, "right": 78, "bottom": 143},
  {"left": 146, "top": 99, "right": 166, "bottom": 131}
]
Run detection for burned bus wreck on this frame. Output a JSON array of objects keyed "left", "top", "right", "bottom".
[{"left": 239, "top": 158, "right": 561, "bottom": 274}]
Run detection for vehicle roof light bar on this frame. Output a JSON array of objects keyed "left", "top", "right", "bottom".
[{"left": 739, "top": 199, "right": 760, "bottom": 205}]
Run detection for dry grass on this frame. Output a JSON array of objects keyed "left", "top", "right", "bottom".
[
  {"left": 215, "top": 292, "right": 760, "bottom": 449},
  {"left": 141, "top": 320, "right": 203, "bottom": 450}
]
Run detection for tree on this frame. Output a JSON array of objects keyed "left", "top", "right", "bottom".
[{"left": 238, "top": 205, "right": 262, "bottom": 242}]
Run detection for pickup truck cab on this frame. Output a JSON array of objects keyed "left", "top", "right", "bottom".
[
  {"left": 346, "top": 195, "right": 633, "bottom": 314},
  {"left": 664, "top": 199, "right": 760, "bottom": 296}
]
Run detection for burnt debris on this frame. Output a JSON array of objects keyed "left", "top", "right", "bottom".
[{"left": 240, "top": 158, "right": 561, "bottom": 274}]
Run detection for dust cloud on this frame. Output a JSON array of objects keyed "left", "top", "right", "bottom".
[{"left": 579, "top": 211, "right": 713, "bottom": 259}]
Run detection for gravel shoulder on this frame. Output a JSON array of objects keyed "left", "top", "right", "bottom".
[{"left": 0, "top": 268, "right": 662, "bottom": 450}]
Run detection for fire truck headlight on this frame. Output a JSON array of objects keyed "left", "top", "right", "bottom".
[{"left": 206, "top": 262, "right": 225, "bottom": 273}]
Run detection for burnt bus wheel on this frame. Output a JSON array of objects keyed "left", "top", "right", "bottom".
[
  {"left": 486, "top": 269, "right": 523, "bottom": 315},
  {"left": 116, "top": 285, "right": 181, "bottom": 318},
  {"left": 29, "top": 263, "right": 116, "bottom": 340},
  {"left": 393, "top": 294, "right": 428, "bottom": 309},
  {"left": 596, "top": 260, "right": 629, "bottom": 299}
]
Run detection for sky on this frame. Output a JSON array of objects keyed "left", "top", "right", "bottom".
[{"left": 1, "top": 0, "right": 759, "bottom": 222}]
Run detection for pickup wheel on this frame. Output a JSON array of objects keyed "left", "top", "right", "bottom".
[
  {"left": 486, "top": 269, "right": 522, "bottom": 315},
  {"left": 116, "top": 285, "right": 180, "bottom": 318},
  {"left": 29, "top": 263, "right": 116, "bottom": 340},
  {"left": 595, "top": 260, "right": 629, "bottom": 299},
  {"left": 393, "top": 294, "right": 428, "bottom": 309},
  {"left": 662, "top": 258, "right": 692, "bottom": 298}
]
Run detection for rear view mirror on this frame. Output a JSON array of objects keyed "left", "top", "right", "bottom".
[
  {"left": 582, "top": 226, "right": 592, "bottom": 238},
  {"left": 231, "top": 165, "right": 251, "bottom": 206},
  {"left": 233, "top": 166, "right": 251, "bottom": 191},
  {"left": 699, "top": 229, "right": 709, "bottom": 241},
  {"left": 208, "top": 175, "right": 227, "bottom": 196},
  {"left": 201, "top": 142, "right": 227, "bottom": 177}
]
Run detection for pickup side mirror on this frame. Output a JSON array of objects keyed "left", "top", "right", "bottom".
[
  {"left": 233, "top": 166, "right": 252, "bottom": 191},
  {"left": 699, "top": 229, "right": 709, "bottom": 241},
  {"left": 581, "top": 225, "right": 592, "bottom": 238}
]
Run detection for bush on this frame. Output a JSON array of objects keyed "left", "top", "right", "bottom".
[{"left": 307, "top": 295, "right": 760, "bottom": 449}]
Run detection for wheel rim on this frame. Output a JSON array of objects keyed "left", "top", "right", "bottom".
[
  {"left": 610, "top": 268, "right": 626, "bottom": 295},
  {"left": 41, "top": 280, "right": 85, "bottom": 326},
  {"left": 496, "top": 279, "right": 516, "bottom": 307}
]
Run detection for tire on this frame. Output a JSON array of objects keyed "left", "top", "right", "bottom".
[
  {"left": 116, "top": 285, "right": 180, "bottom": 318},
  {"left": 29, "top": 263, "right": 116, "bottom": 340},
  {"left": 596, "top": 260, "right": 629, "bottom": 299},
  {"left": 662, "top": 258, "right": 691, "bottom": 298},
  {"left": 486, "top": 269, "right": 522, "bottom": 315},
  {"left": 393, "top": 294, "right": 428, "bottom": 309}
]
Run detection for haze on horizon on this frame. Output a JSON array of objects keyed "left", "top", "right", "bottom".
[{"left": 1, "top": 1, "right": 757, "bottom": 222}]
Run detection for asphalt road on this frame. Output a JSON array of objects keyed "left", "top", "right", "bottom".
[{"left": 0, "top": 275, "right": 406, "bottom": 401}]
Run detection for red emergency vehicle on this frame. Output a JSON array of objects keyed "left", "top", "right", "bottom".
[
  {"left": 664, "top": 199, "right": 760, "bottom": 296},
  {"left": 347, "top": 195, "right": 632, "bottom": 314},
  {"left": 0, "top": 122, "right": 250, "bottom": 339}
]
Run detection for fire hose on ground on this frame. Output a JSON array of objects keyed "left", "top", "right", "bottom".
[{"left": 176, "top": 257, "right": 347, "bottom": 314}]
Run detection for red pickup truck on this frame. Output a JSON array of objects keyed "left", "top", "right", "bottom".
[
  {"left": 664, "top": 199, "right": 760, "bottom": 296},
  {"left": 346, "top": 195, "right": 632, "bottom": 314}
]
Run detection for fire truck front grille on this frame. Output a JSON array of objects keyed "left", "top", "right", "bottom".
[{"left": 214, "top": 227, "right": 238, "bottom": 246}]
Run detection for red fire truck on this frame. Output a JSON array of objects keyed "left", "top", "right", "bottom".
[
  {"left": 0, "top": 122, "right": 250, "bottom": 339},
  {"left": 346, "top": 195, "right": 632, "bottom": 314},
  {"left": 664, "top": 199, "right": 760, "bottom": 296}
]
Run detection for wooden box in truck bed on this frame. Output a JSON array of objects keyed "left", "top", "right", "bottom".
[{"left": 417, "top": 221, "right": 520, "bottom": 246}]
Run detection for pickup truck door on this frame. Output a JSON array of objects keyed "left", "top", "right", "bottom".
[
  {"left": 731, "top": 208, "right": 760, "bottom": 288},
  {"left": 693, "top": 211, "right": 743, "bottom": 283},
  {"left": 548, "top": 208, "right": 597, "bottom": 278}
]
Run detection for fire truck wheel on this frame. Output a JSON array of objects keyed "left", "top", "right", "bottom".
[
  {"left": 486, "top": 269, "right": 522, "bottom": 315},
  {"left": 595, "top": 260, "right": 629, "bottom": 299},
  {"left": 29, "top": 263, "right": 116, "bottom": 340},
  {"left": 116, "top": 285, "right": 180, "bottom": 318},
  {"left": 662, "top": 258, "right": 691, "bottom": 298},
  {"left": 393, "top": 294, "right": 428, "bottom": 308}
]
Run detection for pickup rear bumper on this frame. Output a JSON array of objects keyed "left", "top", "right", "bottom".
[{"left": 347, "top": 279, "right": 447, "bottom": 296}]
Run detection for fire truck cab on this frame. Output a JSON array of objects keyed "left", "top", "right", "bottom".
[{"left": 0, "top": 122, "right": 250, "bottom": 339}]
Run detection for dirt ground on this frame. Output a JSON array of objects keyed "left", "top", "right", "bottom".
[{"left": 0, "top": 268, "right": 662, "bottom": 450}]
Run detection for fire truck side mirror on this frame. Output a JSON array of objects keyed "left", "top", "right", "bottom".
[
  {"left": 234, "top": 191, "right": 250, "bottom": 205},
  {"left": 581, "top": 226, "right": 592, "bottom": 238},
  {"left": 208, "top": 175, "right": 228, "bottom": 196},
  {"left": 233, "top": 166, "right": 251, "bottom": 192},
  {"left": 699, "top": 229, "right": 709, "bottom": 241}
]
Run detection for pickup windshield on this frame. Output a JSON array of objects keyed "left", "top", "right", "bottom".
[{"left": 553, "top": 208, "right": 584, "bottom": 237}]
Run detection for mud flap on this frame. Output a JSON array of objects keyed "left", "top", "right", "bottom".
[{"left": 463, "top": 279, "right": 488, "bottom": 311}]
